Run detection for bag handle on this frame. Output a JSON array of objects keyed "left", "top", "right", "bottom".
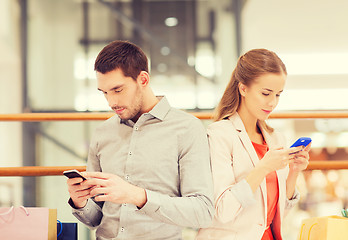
[
  {"left": 0, "top": 206, "right": 29, "bottom": 217},
  {"left": 0, "top": 206, "right": 29, "bottom": 223},
  {"left": 57, "top": 220, "right": 63, "bottom": 237},
  {"left": 298, "top": 222, "right": 318, "bottom": 240},
  {"left": 307, "top": 223, "right": 317, "bottom": 239},
  {"left": 298, "top": 223, "right": 305, "bottom": 240}
]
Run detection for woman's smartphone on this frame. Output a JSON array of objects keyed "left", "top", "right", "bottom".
[
  {"left": 63, "top": 169, "right": 86, "bottom": 180},
  {"left": 290, "top": 137, "right": 312, "bottom": 148}
]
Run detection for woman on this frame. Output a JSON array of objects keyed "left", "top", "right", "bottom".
[{"left": 196, "top": 49, "right": 310, "bottom": 240}]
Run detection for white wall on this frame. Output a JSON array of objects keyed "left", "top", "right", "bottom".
[
  {"left": 242, "top": 0, "right": 348, "bottom": 111},
  {"left": 0, "top": 0, "right": 23, "bottom": 206}
]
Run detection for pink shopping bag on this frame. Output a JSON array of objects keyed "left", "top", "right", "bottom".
[{"left": 0, "top": 206, "right": 57, "bottom": 240}]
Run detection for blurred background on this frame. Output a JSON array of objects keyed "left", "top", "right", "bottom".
[{"left": 1, "top": 0, "right": 348, "bottom": 239}]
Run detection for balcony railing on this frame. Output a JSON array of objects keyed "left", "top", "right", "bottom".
[{"left": 1, "top": 111, "right": 348, "bottom": 176}]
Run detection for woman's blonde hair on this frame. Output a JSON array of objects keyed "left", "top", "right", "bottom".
[{"left": 213, "top": 49, "right": 287, "bottom": 132}]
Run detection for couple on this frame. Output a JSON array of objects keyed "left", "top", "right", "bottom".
[{"left": 66, "top": 40, "right": 310, "bottom": 240}]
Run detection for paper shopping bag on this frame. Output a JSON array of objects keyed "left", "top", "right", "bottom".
[
  {"left": 297, "top": 215, "right": 348, "bottom": 240},
  {"left": 57, "top": 221, "right": 78, "bottom": 240},
  {"left": 0, "top": 207, "right": 57, "bottom": 240}
]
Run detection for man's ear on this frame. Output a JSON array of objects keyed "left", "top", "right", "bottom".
[
  {"left": 137, "top": 71, "right": 150, "bottom": 86},
  {"left": 238, "top": 83, "right": 247, "bottom": 97}
]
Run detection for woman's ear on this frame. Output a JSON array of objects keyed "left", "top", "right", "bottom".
[
  {"left": 238, "top": 83, "right": 247, "bottom": 97},
  {"left": 137, "top": 71, "right": 150, "bottom": 86}
]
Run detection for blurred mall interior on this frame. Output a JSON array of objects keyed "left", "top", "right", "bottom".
[{"left": 1, "top": 0, "right": 348, "bottom": 239}]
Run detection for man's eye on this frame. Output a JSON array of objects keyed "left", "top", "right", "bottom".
[
  {"left": 262, "top": 93, "right": 269, "bottom": 96},
  {"left": 115, "top": 89, "right": 122, "bottom": 93}
]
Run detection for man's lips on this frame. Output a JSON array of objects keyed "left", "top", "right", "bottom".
[{"left": 114, "top": 108, "right": 125, "bottom": 114}]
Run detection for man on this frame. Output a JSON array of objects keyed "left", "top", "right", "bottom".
[{"left": 67, "top": 40, "right": 214, "bottom": 240}]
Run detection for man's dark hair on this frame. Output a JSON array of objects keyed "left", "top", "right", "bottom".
[{"left": 94, "top": 40, "right": 149, "bottom": 80}]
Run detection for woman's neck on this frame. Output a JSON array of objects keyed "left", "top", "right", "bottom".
[{"left": 237, "top": 108, "right": 263, "bottom": 144}]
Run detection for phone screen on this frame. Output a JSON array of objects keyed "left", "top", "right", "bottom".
[
  {"left": 63, "top": 170, "right": 86, "bottom": 180},
  {"left": 290, "top": 137, "right": 312, "bottom": 148}
]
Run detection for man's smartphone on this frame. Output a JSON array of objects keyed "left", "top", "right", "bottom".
[
  {"left": 63, "top": 169, "right": 86, "bottom": 180},
  {"left": 290, "top": 137, "right": 312, "bottom": 148}
]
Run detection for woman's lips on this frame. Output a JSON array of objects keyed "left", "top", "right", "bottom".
[{"left": 262, "top": 109, "right": 272, "bottom": 114}]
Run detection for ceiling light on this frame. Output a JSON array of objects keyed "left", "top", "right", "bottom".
[
  {"left": 164, "top": 17, "right": 178, "bottom": 27},
  {"left": 160, "top": 46, "right": 171, "bottom": 56}
]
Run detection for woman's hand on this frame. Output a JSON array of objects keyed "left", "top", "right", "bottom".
[
  {"left": 286, "top": 143, "right": 311, "bottom": 199},
  {"left": 289, "top": 143, "right": 311, "bottom": 173},
  {"left": 247, "top": 146, "right": 302, "bottom": 193},
  {"left": 258, "top": 146, "right": 303, "bottom": 174}
]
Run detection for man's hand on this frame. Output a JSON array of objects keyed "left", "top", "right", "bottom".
[
  {"left": 67, "top": 175, "right": 92, "bottom": 209},
  {"left": 82, "top": 172, "right": 147, "bottom": 208}
]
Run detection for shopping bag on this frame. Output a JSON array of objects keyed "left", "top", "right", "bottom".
[
  {"left": 297, "top": 215, "right": 348, "bottom": 240},
  {"left": 0, "top": 206, "right": 57, "bottom": 240},
  {"left": 57, "top": 220, "right": 78, "bottom": 240}
]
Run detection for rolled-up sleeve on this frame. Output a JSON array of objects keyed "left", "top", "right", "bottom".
[
  {"left": 230, "top": 179, "right": 257, "bottom": 208},
  {"left": 70, "top": 198, "right": 103, "bottom": 228},
  {"left": 285, "top": 187, "right": 300, "bottom": 210}
]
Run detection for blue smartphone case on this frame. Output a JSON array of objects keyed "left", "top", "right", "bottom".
[{"left": 290, "top": 137, "right": 312, "bottom": 148}]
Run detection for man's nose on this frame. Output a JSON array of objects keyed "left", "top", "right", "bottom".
[{"left": 106, "top": 94, "right": 118, "bottom": 108}]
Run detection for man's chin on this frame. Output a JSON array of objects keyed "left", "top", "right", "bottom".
[
  {"left": 117, "top": 114, "right": 129, "bottom": 120},
  {"left": 117, "top": 113, "right": 134, "bottom": 121}
]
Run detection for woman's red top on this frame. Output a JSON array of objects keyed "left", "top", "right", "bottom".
[{"left": 252, "top": 141, "right": 280, "bottom": 240}]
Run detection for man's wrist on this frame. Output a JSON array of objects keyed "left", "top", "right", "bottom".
[
  {"left": 68, "top": 198, "right": 87, "bottom": 209},
  {"left": 131, "top": 186, "right": 147, "bottom": 208}
]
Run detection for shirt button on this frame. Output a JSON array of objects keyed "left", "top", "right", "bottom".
[
  {"left": 134, "top": 126, "right": 139, "bottom": 131},
  {"left": 120, "top": 227, "right": 125, "bottom": 232},
  {"left": 125, "top": 175, "right": 130, "bottom": 180},
  {"left": 122, "top": 203, "right": 127, "bottom": 207}
]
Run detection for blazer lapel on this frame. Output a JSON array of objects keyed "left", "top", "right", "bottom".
[
  {"left": 230, "top": 116, "right": 289, "bottom": 226},
  {"left": 229, "top": 114, "right": 268, "bottom": 224},
  {"left": 261, "top": 123, "right": 290, "bottom": 227},
  {"left": 229, "top": 114, "right": 260, "bottom": 167},
  {"left": 238, "top": 131, "right": 260, "bottom": 167}
]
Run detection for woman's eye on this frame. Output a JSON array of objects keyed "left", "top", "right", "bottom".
[
  {"left": 262, "top": 93, "right": 269, "bottom": 96},
  {"left": 115, "top": 89, "right": 122, "bottom": 93}
]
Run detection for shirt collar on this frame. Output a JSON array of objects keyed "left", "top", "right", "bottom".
[
  {"left": 148, "top": 96, "right": 171, "bottom": 121},
  {"left": 120, "top": 96, "right": 171, "bottom": 125}
]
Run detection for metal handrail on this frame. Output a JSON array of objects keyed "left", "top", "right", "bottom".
[
  {"left": 1, "top": 111, "right": 348, "bottom": 121},
  {"left": 0, "top": 111, "right": 348, "bottom": 177},
  {"left": 0, "top": 166, "right": 87, "bottom": 176},
  {"left": 1, "top": 161, "right": 348, "bottom": 177}
]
